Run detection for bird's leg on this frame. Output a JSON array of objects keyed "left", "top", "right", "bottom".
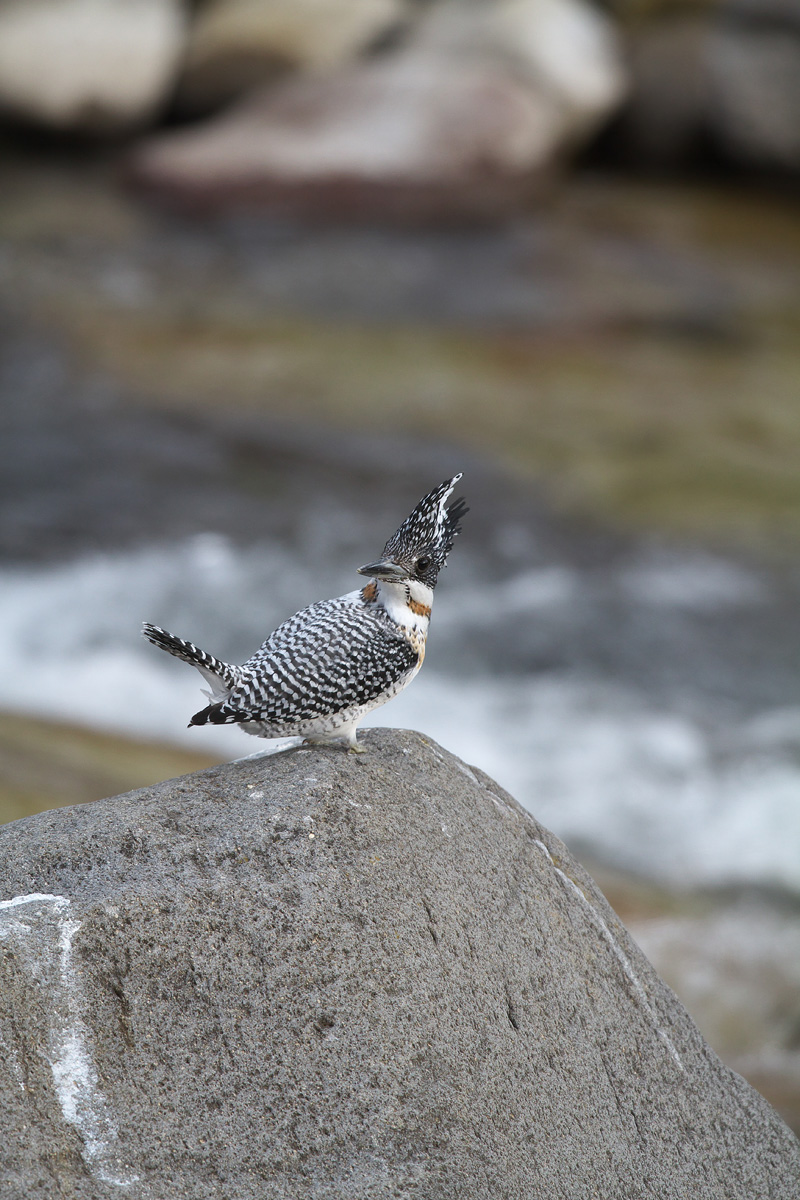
[
  {"left": 301, "top": 731, "right": 366, "bottom": 754},
  {"left": 346, "top": 729, "right": 367, "bottom": 754}
]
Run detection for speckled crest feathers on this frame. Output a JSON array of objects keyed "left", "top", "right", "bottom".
[{"left": 381, "top": 474, "right": 467, "bottom": 572}]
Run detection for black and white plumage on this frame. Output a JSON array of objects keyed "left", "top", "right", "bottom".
[{"left": 143, "top": 475, "right": 467, "bottom": 751}]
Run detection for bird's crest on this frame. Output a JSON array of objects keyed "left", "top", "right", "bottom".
[{"left": 382, "top": 474, "right": 468, "bottom": 571}]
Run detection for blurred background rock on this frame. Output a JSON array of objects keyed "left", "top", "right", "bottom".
[{"left": 0, "top": 0, "right": 799, "bottom": 1136}]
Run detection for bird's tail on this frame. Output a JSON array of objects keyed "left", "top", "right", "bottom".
[{"left": 142, "top": 623, "right": 241, "bottom": 692}]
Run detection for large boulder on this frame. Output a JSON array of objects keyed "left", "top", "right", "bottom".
[
  {"left": 129, "top": 0, "right": 626, "bottom": 222},
  {"left": 1, "top": 729, "right": 797, "bottom": 1198},
  {"left": 0, "top": 0, "right": 185, "bottom": 135}
]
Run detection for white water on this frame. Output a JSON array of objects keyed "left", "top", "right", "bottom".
[{"left": 3, "top": 538, "right": 799, "bottom": 893}]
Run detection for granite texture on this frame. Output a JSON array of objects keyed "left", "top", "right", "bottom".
[{"left": 0, "top": 728, "right": 798, "bottom": 1198}]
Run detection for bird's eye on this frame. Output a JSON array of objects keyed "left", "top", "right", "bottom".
[{"left": 416, "top": 555, "right": 431, "bottom": 572}]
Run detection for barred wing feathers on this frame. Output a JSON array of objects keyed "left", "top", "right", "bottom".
[{"left": 191, "top": 595, "right": 418, "bottom": 727}]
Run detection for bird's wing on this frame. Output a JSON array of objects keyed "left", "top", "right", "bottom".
[{"left": 213, "top": 598, "right": 418, "bottom": 725}]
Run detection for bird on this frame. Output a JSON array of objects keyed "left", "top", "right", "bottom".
[{"left": 142, "top": 474, "right": 467, "bottom": 752}]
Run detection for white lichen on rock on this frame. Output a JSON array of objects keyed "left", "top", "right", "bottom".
[{"left": 0, "top": 893, "right": 138, "bottom": 1188}]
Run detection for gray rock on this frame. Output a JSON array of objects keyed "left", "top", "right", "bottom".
[{"left": 0, "top": 728, "right": 797, "bottom": 1199}]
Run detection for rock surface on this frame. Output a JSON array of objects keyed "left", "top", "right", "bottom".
[
  {"left": 0, "top": 0, "right": 185, "bottom": 134},
  {"left": 0, "top": 729, "right": 798, "bottom": 1198},
  {"left": 130, "top": 0, "right": 625, "bottom": 221}
]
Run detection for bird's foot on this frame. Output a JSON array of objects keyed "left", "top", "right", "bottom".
[{"left": 301, "top": 736, "right": 365, "bottom": 754}]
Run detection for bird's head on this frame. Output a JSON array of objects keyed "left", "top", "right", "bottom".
[{"left": 357, "top": 474, "right": 468, "bottom": 590}]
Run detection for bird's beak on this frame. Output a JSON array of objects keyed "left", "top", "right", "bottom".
[{"left": 357, "top": 559, "right": 408, "bottom": 581}]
